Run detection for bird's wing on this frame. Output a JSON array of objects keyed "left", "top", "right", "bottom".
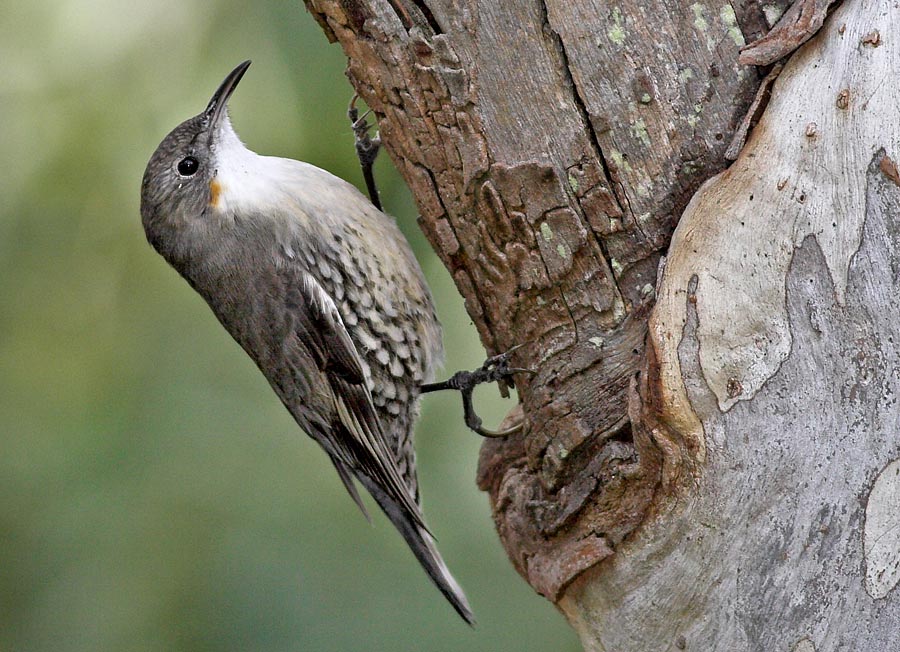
[
  {"left": 279, "top": 266, "right": 427, "bottom": 531},
  {"left": 330, "top": 454, "right": 371, "bottom": 523}
]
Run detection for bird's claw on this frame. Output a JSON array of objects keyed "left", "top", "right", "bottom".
[
  {"left": 471, "top": 420, "right": 523, "bottom": 439},
  {"left": 348, "top": 93, "right": 382, "bottom": 210},
  {"left": 421, "top": 345, "right": 533, "bottom": 438},
  {"left": 348, "top": 97, "right": 381, "bottom": 163}
]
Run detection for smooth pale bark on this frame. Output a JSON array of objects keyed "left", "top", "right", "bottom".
[{"left": 303, "top": 0, "right": 900, "bottom": 648}]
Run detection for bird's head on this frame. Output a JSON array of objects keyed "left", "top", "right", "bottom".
[{"left": 140, "top": 60, "right": 251, "bottom": 256}]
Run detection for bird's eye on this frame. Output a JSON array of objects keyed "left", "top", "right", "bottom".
[{"left": 177, "top": 156, "right": 199, "bottom": 176}]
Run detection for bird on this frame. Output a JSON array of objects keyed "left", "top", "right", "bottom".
[{"left": 139, "top": 60, "right": 473, "bottom": 623}]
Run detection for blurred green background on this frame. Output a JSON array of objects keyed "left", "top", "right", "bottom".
[{"left": 0, "top": 1, "right": 578, "bottom": 650}]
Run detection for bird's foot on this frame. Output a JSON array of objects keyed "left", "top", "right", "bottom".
[
  {"left": 348, "top": 93, "right": 383, "bottom": 211},
  {"left": 421, "top": 345, "right": 534, "bottom": 438}
]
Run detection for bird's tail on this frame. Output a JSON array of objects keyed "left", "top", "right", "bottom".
[{"left": 360, "top": 474, "right": 475, "bottom": 625}]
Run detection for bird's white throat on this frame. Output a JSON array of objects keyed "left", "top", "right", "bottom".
[{"left": 209, "top": 115, "right": 296, "bottom": 215}]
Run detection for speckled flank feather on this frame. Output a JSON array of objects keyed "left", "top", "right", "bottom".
[
  {"left": 139, "top": 69, "right": 471, "bottom": 623},
  {"left": 210, "top": 119, "right": 442, "bottom": 495}
]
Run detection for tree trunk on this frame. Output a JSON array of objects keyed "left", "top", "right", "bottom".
[{"left": 302, "top": 0, "right": 900, "bottom": 648}]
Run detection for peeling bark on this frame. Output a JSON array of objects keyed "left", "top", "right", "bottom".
[
  {"left": 739, "top": 0, "right": 840, "bottom": 65},
  {"left": 303, "top": 0, "right": 900, "bottom": 648}
]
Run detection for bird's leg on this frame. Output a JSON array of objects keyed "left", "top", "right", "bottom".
[
  {"left": 348, "top": 94, "right": 383, "bottom": 211},
  {"left": 421, "top": 346, "right": 534, "bottom": 438}
]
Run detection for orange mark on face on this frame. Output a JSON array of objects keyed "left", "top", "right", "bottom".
[{"left": 209, "top": 179, "right": 222, "bottom": 207}]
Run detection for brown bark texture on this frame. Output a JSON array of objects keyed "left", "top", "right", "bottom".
[{"left": 301, "top": 0, "right": 784, "bottom": 602}]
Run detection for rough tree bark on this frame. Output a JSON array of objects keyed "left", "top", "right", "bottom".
[{"left": 302, "top": 0, "right": 900, "bottom": 649}]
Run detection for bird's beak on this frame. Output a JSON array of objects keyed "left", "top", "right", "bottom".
[{"left": 204, "top": 60, "right": 251, "bottom": 132}]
